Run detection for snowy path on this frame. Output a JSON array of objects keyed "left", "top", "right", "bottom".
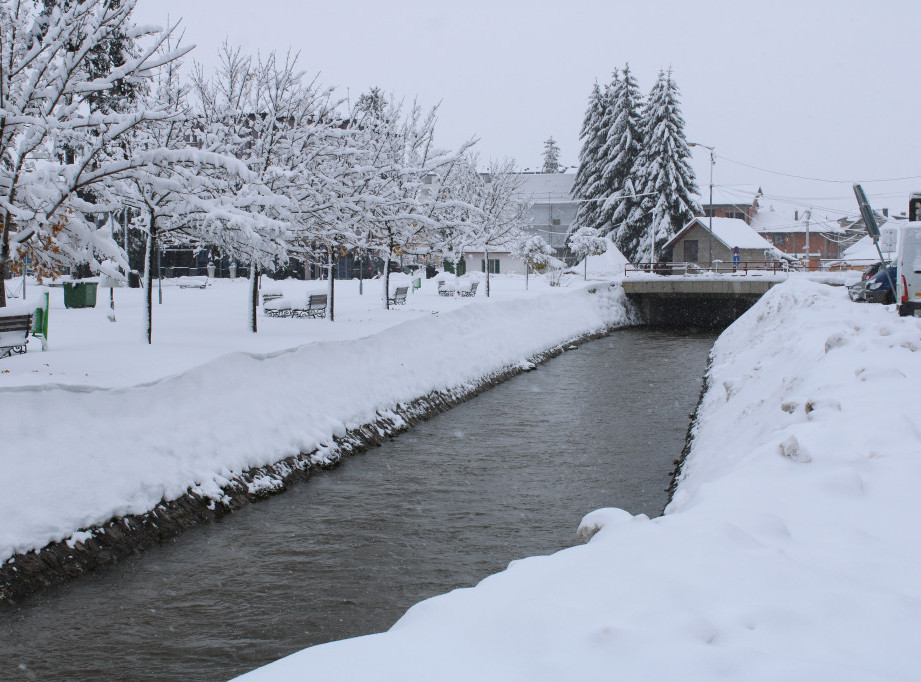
[
  {"left": 236, "top": 279, "right": 921, "bottom": 681},
  {"left": 0, "top": 282, "right": 632, "bottom": 564}
]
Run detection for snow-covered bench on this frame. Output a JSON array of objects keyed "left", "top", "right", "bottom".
[
  {"left": 262, "top": 289, "right": 283, "bottom": 304},
  {"left": 297, "top": 294, "right": 328, "bottom": 319},
  {"left": 265, "top": 294, "right": 327, "bottom": 319},
  {"left": 177, "top": 276, "right": 209, "bottom": 289},
  {"left": 0, "top": 313, "right": 32, "bottom": 359},
  {"left": 388, "top": 286, "right": 408, "bottom": 305},
  {"left": 460, "top": 281, "right": 478, "bottom": 297}
]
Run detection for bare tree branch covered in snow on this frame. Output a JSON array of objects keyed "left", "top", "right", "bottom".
[
  {"left": 0, "top": 0, "right": 191, "bottom": 306},
  {"left": 191, "top": 43, "right": 345, "bottom": 329}
]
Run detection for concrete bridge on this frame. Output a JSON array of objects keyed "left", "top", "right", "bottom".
[{"left": 622, "top": 277, "right": 782, "bottom": 328}]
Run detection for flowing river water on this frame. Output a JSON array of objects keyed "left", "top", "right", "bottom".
[{"left": 0, "top": 328, "right": 715, "bottom": 681}]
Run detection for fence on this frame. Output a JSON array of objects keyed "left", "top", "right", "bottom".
[{"left": 624, "top": 261, "right": 788, "bottom": 276}]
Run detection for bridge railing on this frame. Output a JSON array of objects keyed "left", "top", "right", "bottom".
[{"left": 625, "top": 261, "right": 789, "bottom": 276}]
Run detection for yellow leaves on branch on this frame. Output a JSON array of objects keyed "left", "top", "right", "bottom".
[{"left": 10, "top": 213, "right": 70, "bottom": 283}]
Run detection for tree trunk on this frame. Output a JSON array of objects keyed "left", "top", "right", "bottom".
[
  {"left": 249, "top": 262, "right": 259, "bottom": 333},
  {"left": 525, "top": 263, "right": 529, "bottom": 290},
  {"left": 0, "top": 213, "right": 11, "bottom": 308},
  {"left": 454, "top": 251, "right": 463, "bottom": 298},
  {"left": 327, "top": 249, "right": 335, "bottom": 321},
  {"left": 485, "top": 248, "right": 490, "bottom": 297},
  {"left": 143, "top": 226, "right": 155, "bottom": 344},
  {"left": 382, "top": 258, "right": 389, "bottom": 309}
]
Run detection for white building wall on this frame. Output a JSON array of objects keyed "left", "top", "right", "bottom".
[{"left": 464, "top": 251, "right": 528, "bottom": 276}]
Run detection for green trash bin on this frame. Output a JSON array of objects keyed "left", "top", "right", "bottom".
[{"left": 63, "top": 282, "right": 98, "bottom": 308}]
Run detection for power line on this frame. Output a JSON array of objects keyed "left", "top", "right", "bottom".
[{"left": 713, "top": 153, "right": 921, "bottom": 185}]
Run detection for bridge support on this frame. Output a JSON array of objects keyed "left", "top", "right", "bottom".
[{"left": 622, "top": 279, "right": 780, "bottom": 329}]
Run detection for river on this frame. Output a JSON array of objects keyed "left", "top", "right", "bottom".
[{"left": 0, "top": 328, "right": 715, "bottom": 681}]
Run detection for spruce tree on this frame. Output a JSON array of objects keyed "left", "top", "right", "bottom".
[
  {"left": 42, "top": 0, "right": 143, "bottom": 113},
  {"left": 626, "top": 69, "right": 700, "bottom": 263},
  {"left": 541, "top": 137, "right": 563, "bottom": 173},
  {"left": 571, "top": 77, "right": 614, "bottom": 237},
  {"left": 598, "top": 63, "right": 644, "bottom": 252}
]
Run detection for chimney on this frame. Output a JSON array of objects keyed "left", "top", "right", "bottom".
[
  {"left": 882, "top": 208, "right": 889, "bottom": 217},
  {"left": 794, "top": 210, "right": 799, "bottom": 221}
]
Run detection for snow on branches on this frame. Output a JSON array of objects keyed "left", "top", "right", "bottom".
[
  {"left": 0, "top": 0, "right": 190, "bottom": 305},
  {"left": 573, "top": 65, "right": 701, "bottom": 263}
]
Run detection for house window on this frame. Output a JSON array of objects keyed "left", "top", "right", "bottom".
[
  {"left": 684, "top": 240, "right": 699, "bottom": 262},
  {"left": 482, "top": 258, "right": 500, "bottom": 274}
]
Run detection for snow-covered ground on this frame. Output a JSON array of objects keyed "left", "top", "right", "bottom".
[
  {"left": 235, "top": 278, "right": 921, "bottom": 682},
  {"left": 0, "top": 272, "right": 632, "bottom": 564}
]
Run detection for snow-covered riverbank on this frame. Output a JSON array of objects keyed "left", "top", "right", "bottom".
[
  {"left": 236, "top": 278, "right": 921, "bottom": 682},
  {"left": 0, "top": 276, "right": 633, "bottom": 569}
]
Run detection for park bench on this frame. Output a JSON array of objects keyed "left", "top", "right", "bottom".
[
  {"left": 460, "top": 281, "right": 478, "bottom": 297},
  {"left": 437, "top": 280, "right": 453, "bottom": 297},
  {"left": 0, "top": 314, "right": 32, "bottom": 359},
  {"left": 295, "top": 294, "right": 328, "bottom": 318},
  {"left": 177, "top": 276, "right": 209, "bottom": 289},
  {"left": 262, "top": 291, "right": 283, "bottom": 304},
  {"left": 388, "top": 286, "right": 408, "bottom": 306},
  {"left": 263, "top": 299, "right": 293, "bottom": 317},
  {"left": 267, "top": 293, "right": 327, "bottom": 319}
]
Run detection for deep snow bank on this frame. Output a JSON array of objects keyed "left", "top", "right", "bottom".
[
  {"left": 236, "top": 279, "right": 921, "bottom": 682},
  {"left": 0, "top": 284, "right": 631, "bottom": 566}
]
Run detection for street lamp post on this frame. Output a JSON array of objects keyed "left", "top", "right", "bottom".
[{"left": 689, "top": 142, "right": 715, "bottom": 269}]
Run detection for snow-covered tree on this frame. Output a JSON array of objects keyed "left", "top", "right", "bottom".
[
  {"left": 541, "top": 137, "right": 562, "bottom": 174},
  {"left": 626, "top": 69, "right": 701, "bottom": 263},
  {"left": 598, "top": 64, "right": 644, "bottom": 253},
  {"left": 568, "top": 225, "right": 607, "bottom": 279},
  {"left": 428, "top": 156, "right": 529, "bottom": 297},
  {"left": 191, "top": 44, "right": 341, "bottom": 329},
  {"left": 571, "top": 80, "right": 611, "bottom": 237},
  {"left": 471, "top": 158, "right": 530, "bottom": 297},
  {"left": 511, "top": 232, "right": 554, "bottom": 289},
  {"left": 0, "top": 0, "right": 190, "bottom": 306},
  {"left": 347, "top": 97, "right": 461, "bottom": 308},
  {"left": 114, "top": 42, "right": 286, "bottom": 343}
]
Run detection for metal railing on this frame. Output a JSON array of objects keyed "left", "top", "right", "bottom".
[{"left": 624, "top": 261, "right": 789, "bottom": 276}]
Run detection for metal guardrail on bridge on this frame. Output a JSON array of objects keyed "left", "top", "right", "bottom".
[{"left": 624, "top": 261, "right": 788, "bottom": 276}]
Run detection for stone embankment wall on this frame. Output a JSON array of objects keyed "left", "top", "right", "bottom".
[{"left": 0, "top": 326, "right": 620, "bottom": 604}]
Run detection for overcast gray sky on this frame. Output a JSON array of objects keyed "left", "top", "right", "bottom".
[{"left": 135, "top": 0, "right": 921, "bottom": 223}]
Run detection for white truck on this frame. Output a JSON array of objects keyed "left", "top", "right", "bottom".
[{"left": 896, "top": 221, "right": 921, "bottom": 317}]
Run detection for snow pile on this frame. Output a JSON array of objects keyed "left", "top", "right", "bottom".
[
  {"left": 236, "top": 278, "right": 921, "bottom": 681},
  {"left": 0, "top": 284, "right": 631, "bottom": 563}
]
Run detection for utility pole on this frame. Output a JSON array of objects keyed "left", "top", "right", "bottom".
[
  {"left": 688, "top": 142, "right": 715, "bottom": 268},
  {"left": 804, "top": 209, "right": 811, "bottom": 271}
]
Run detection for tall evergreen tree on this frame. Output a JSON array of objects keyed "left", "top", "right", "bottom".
[
  {"left": 41, "top": 0, "right": 143, "bottom": 113},
  {"left": 598, "top": 64, "right": 644, "bottom": 254},
  {"left": 541, "top": 137, "right": 563, "bottom": 173},
  {"left": 626, "top": 69, "right": 700, "bottom": 263},
  {"left": 571, "top": 78, "right": 612, "bottom": 237}
]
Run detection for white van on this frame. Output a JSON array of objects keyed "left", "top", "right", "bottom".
[{"left": 896, "top": 222, "right": 921, "bottom": 317}]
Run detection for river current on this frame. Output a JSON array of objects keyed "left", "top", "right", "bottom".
[{"left": 0, "top": 328, "right": 714, "bottom": 681}]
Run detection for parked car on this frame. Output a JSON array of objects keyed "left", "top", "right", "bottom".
[
  {"left": 864, "top": 264, "right": 898, "bottom": 304},
  {"left": 849, "top": 261, "right": 887, "bottom": 302}
]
